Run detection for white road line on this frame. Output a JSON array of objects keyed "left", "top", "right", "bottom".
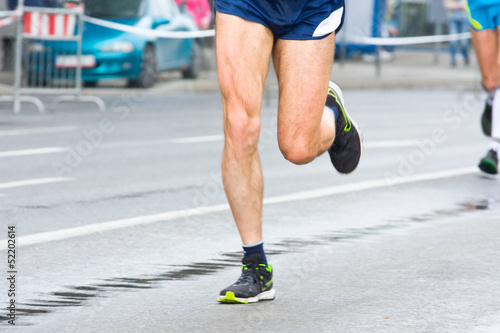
[
  {"left": 0, "top": 147, "right": 68, "bottom": 158},
  {"left": 364, "top": 140, "right": 415, "bottom": 148},
  {"left": 101, "top": 139, "right": 171, "bottom": 149},
  {"left": 264, "top": 167, "right": 477, "bottom": 204},
  {"left": 100, "top": 136, "right": 222, "bottom": 149},
  {"left": 0, "top": 126, "right": 80, "bottom": 137},
  {"left": 172, "top": 138, "right": 416, "bottom": 147},
  {"left": 99, "top": 138, "right": 414, "bottom": 149},
  {"left": 0, "top": 166, "right": 478, "bottom": 250},
  {"left": 0, "top": 177, "right": 73, "bottom": 190},
  {"left": 171, "top": 135, "right": 224, "bottom": 144}
]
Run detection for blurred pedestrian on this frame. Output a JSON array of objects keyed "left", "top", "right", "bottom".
[
  {"left": 383, "top": 0, "right": 400, "bottom": 60},
  {"left": 175, "top": 0, "right": 212, "bottom": 30},
  {"left": 215, "top": 0, "right": 363, "bottom": 304},
  {"left": 467, "top": 0, "right": 500, "bottom": 174},
  {"left": 444, "top": 0, "right": 470, "bottom": 67},
  {"left": 385, "top": 0, "right": 400, "bottom": 38},
  {"left": 363, "top": 0, "right": 399, "bottom": 63}
]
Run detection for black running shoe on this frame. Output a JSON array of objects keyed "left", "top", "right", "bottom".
[
  {"left": 481, "top": 101, "right": 492, "bottom": 137},
  {"left": 478, "top": 149, "right": 498, "bottom": 175},
  {"left": 218, "top": 254, "right": 275, "bottom": 304},
  {"left": 327, "top": 81, "right": 363, "bottom": 174}
]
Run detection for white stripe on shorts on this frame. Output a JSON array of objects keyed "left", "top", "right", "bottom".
[{"left": 312, "top": 6, "right": 344, "bottom": 37}]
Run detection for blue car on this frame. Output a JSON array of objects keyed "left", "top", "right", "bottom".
[{"left": 28, "top": 0, "right": 203, "bottom": 88}]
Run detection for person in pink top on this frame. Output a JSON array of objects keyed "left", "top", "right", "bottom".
[{"left": 175, "top": 0, "right": 212, "bottom": 30}]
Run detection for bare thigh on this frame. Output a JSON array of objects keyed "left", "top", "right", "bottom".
[
  {"left": 272, "top": 33, "right": 336, "bottom": 160},
  {"left": 216, "top": 12, "right": 274, "bottom": 146}
]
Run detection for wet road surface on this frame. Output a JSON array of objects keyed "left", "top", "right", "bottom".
[{"left": 0, "top": 88, "right": 499, "bottom": 332}]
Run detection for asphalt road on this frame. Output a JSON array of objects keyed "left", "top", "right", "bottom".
[{"left": 0, "top": 88, "right": 499, "bottom": 332}]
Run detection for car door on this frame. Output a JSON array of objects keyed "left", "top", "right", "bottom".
[{"left": 151, "top": 0, "right": 189, "bottom": 70}]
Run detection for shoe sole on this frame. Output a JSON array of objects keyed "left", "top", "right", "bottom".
[
  {"left": 218, "top": 289, "right": 275, "bottom": 304},
  {"left": 328, "top": 81, "right": 363, "bottom": 174},
  {"left": 478, "top": 159, "right": 498, "bottom": 175}
]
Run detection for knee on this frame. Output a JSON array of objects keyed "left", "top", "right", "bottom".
[
  {"left": 224, "top": 104, "right": 261, "bottom": 155},
  {"left": 279, "top": 137, "right": 317, "bottom": 165}
]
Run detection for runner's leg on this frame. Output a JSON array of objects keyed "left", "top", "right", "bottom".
[
  {"left": 472, "top": 27, "right": 500, "bottom": 173},
  {"left": 492, "top": 27, "right": 500, "bottom": 141},
  {"left": 272, "top": 34, "right": 336, "bottom": 165},
  {"left": 216, "top": 12, "right": 273, "bottom": 245},
  {"left": 472, "top": 27, "right": 498, "bottom": 136},
  {"left": 470, "top": 28, "right": 499, "bottom": 91}
]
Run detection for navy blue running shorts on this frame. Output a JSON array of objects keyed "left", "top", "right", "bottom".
[{"left": 214, "top": 0, "right": 345, "bottom": 40}]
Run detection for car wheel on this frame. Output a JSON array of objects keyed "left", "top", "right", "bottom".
[
  {"left": 83, "top": 81, "right": 97, "bottom": 88},
  {"left": 128, "top": 44, "right": 158, "bottom": 88},
  {"left": 182, "top": 40, "right": 202, "bottom": 79}
]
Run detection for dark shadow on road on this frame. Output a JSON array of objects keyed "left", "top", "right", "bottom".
[{"left": 1, "top": 194, "right": 499, "bottom": 326}]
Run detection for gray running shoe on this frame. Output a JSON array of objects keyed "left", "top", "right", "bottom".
[{"left": 218, "top": 254, "right": 275, "bottom": 304}]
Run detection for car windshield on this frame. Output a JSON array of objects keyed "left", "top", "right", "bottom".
[{"left": 84, "top": 0, "right": 146, "bottom": 19}]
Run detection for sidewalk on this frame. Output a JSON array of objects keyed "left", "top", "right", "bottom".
[
  {"left": 331, "top": 49, "right": 478, "bottom": 90},
  {"left": 154, "top": 48, "right": 480, "bottom": 93},
  {"left": 0, "top": 49, "right": 479, "bottom": 95}
]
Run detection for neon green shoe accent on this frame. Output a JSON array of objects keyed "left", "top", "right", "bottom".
[
  {"left": 258, "top": 263, "right": 273, "bottom": 273},
  {"left": 328, "top": 88, "right": 352, "bottom": 132},
  {"left": 465, "top": 5, "right": 483, "bottom": 30},
  {"left": 259, "top": 276, "right": 273, "bottom": 289},
  {"left": 479, "top": 159, "right": 498, "bottom": 174},
  {"left": 218, "top": 292, "right": 248, "bottom": 304}
]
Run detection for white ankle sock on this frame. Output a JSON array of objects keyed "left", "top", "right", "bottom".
[{"left": 489, "top": 141, "right": 500, "bottom": 158}]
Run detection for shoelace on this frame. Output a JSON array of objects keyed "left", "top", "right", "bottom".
[{"left": 235, "top": 265, "right": 258, "bottom": 285}]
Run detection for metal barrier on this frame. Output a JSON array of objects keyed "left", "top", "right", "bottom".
[
  {"left": 0, "top": 2, "right": 104, "bottom": 113},
  {"left": 0, "top": 2, "right": 473, "bottom": 111}
]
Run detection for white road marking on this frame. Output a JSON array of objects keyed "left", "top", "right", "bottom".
[
  {"left": 170, "top": 137, "right": 424, "bottom": 148},
  {"left": 103, "top": 138, "right": 415, "bottom": 149},
  {"left": 0, "top": 135, "right": 221, "bottom": 158},
  {"left": 264, "top": 167, "right": 477, "bottom": 204},
  {"left": 364, "top": 140, "right": 415, "bottom": 148},
  {"left": 0, "top": 177, "right": 73, "bottom": 190},
  {"left": 171, "top": 135, "right": 224, "bottom": 144},
  {"left": 169, "top": 138, "right": 426, "bottom": 148},
  {"left": 0, "top": 126, "right": 79, "bottom": 137},
  {"left": 100, "top": 136, "right": 223, "bottom": 148},
  {"left": 101, "top": 139, "right": 171, "bottom": 149},
  {"left": 0, "top": 166, "right": 478, "bottom": 250},
  {"left": 0, "top": 147, "right": 68, "bottom": 158}
]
